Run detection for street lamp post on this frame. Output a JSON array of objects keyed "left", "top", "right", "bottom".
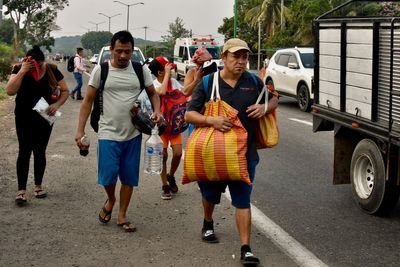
[
  {"left": 281, "top": 0, "right": 284, "bottom": 29},
  {"left": 98, "top": 12, "right": 121, "bottom": 32},
  {"left": 233, "top": 0, "right": 237, "bottom": 38},
  {"left": 0, "top": 0, "right": 3, "bottom": 26},
  {"left": 113, "top": 1, "right": 144, "bottom": 31},
  {"left": 89, "top": 21, "right": 106, "bottom": 31}
]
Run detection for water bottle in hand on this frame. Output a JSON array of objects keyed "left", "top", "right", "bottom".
[
  {"left": 144, "top": 126, "right": 163, "bottom": 174},
  {"left": 80, "top": 135, "right": 90, "bottom": 157}
]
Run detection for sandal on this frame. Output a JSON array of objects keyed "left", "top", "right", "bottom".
[
  {"left": 15, "top": 191, "right": 27, "bottom": 205},
  {"left": 34, "top": 188, "right": 47, "bottom": 199},
  {"left": 98, "top": 200, "right": 112, "bottom": 224},
  {"left": 117, "top": 221, "right": 136, "bottom": 232}
]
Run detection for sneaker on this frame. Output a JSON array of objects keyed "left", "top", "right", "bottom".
[
  {"left": 201, "top": 228, "right": 219, "bottom": 243},
  {"left": 167, "top": 174, "right": 178, "bottom": 193},
  {"left": 76, "top": 95, "right": 84, "bottom": 100},
  {"left": 240, "top": 248, "right": 260, "bottom": 266},
  {"left": 161, "top": 185, "right": 172, "bottom": 200}
]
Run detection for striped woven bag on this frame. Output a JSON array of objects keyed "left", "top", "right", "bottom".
[{"left": 183, "top": 72, "right": 250, "bottom": 185}]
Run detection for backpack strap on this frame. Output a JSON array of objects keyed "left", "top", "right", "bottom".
[
  {"left": 202, "top": 74, "right": 212, "bottom": 95},
  {"left": 99, "top": 62, "right": 109, "bottom": 115},
  {"left": 132, "top": 60, "right": 145, "bottom": 90},
  {"left": 249, "top": 72, "right": 261, "bottom": 88}
]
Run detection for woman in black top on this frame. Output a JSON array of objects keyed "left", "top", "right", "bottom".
[{"left": 6, "top": 45, "right": 69, "bottom": 205}]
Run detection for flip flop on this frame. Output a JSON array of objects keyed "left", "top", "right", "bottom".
[
  {"left": 117, "top": 221, "right": 136, "bottom": 232},
  {"left": 34, "top": 189, "right": 47, "bottom": 199},
  {"left": 15, "top": 191, "right": 27, "bottom": 206},
  {"left": 98, "top": 200, "right": 112, "bottom": 224}
]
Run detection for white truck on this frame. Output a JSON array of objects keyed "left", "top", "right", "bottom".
[
  {"left": 313, "top": 0, "right": 400, "bottom": 215},
  {"left": 173, "top": 36, "right": 223, "bottom": 80}
]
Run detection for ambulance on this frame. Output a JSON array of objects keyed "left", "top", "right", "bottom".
[{"left": 173, "top": 36, "right": 223, "bottom": 80}]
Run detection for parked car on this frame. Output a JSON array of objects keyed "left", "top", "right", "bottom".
[
  {"left": 97, "top": 46, "right": 145, "bottom": 64},
  {"left": 266, "top": 47, "right": 314, "bottom": 111},
  {"left": 89, "top": 54, "right": 99, "bottom": 64}
]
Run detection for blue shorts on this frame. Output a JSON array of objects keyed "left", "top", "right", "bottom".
[
  {"left": 97, "top": 135, "right": 142, "bottom": 186},
  {"left": 198, "top": 160, "right": 259, "bottom": 209}
]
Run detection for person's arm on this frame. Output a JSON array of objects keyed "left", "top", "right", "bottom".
[
  {"left": 246, "top": 94, "right": 279, "bottom": 118},
  {"left": 183, "top": 67, "right": 203, "bottom": 96},
  {"left": 75, "top": 85, "right": 96, "bottom": 147},
  {"left": 185, "top": 110, "right": 233, "bottom": 132},
  {"left": 154, "top": 63, "right": 173, "bottom": 95},
  {"left": 145, "top": 85, "right": 162, "bottom": 124},
  {"left": 46, "top": 79, "right": 69, "bottom": 116},
  {"left": 5, "top": 61, "right": 32, "bottom": 95}
]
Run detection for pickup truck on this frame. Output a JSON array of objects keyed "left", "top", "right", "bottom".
[{"left": 312, "top": 0, "right": 400, "bottom": 215}]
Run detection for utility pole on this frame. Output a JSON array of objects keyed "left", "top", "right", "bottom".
[
  {"left": 143, "top": 26, "right": 148, "bottom": 57},
  {"left": 258, "top": 17, "right": 261, "bottom": 71},
  {"left": 98, "top": 12, "right": 121, "bottom": 32},
  {"left": 234, "top": 0, "right": 237, "bottom": 38},
  {"left": 281, "top": 0, "right": 284, "bottom": 29},
  {"left": 89, "top": 21, "right": 106, "bottom": 31},
  {"left": 0, "top": 0, "right": 3, "bottom": 26},
  {"left": 113, "top": 1, "right": 144, "bottom": 31}
]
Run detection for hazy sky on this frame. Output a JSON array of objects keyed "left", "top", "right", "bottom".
[{"left": 53, "top": 0, "right": 234, "bottom": 42}]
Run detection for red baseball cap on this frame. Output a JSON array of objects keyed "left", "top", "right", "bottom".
[{"left": 155, "top": 56, "right": 176, "bottom": 68}]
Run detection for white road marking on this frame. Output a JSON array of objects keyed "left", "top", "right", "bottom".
[
  {"left": 224, "top": 190, "right": 328, "bottom": 267},
  {"left": 289, "top": 118, "right": 313, "bottom": 126}
]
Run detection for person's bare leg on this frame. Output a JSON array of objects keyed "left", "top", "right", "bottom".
[
  {"left": 115, "top": 184, "right": 136, "bottom": 231},
  {"left": 160, "top": 148, "right": 168, "bottom": 186},
  {"left": 99, "top": 184, "right": 116, "bottom": 221},
  {"left": 202, "top": 197, "right": 215, "bottom": 221},
  {"left": 236, "top": 207, "right": 259, "bottom": 264},
  {"left": 236, "top": 208, "right": 251, "bottom": 245},
  {"left": 169, "top": 144, "right": 182, "bottom": 177},
  {"left": 117, "top": 184, "right": 133, "bottom": 224}
]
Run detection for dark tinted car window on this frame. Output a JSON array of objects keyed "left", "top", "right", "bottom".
[
  {"left": 299, "top": 53, "right": 314, "bottom": 68},
  {"left": 276, "top": 54, "right": 290, "bottom": 67}
]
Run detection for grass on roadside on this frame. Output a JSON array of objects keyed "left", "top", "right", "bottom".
[{"left": 0, "top": 86, "right": 7, "bottom": 101}]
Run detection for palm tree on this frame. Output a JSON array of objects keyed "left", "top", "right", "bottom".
[{"left": 245, "top": 0, "right": 286, "bottom": 38}]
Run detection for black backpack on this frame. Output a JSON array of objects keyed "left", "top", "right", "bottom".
[
  {"left": 67, "top": 56, "right": 75, "bottom": 72},
  {"left": 90, "top": 61, "right": 145, "bottom": 133}
]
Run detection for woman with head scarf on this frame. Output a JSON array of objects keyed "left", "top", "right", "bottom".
[
  {"left": 182, "top": 46, "right": 213, "bottom": 98},
  {"left": 6, "top": 45, "right": 69, "bottom": 205}
]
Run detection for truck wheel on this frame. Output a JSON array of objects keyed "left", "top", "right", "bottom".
[
  {"left": 350, "top": 139, "right": 400, "bottom": 215},
  {"left": 297, "top": 84, "right": 311, "bottom": 112}
]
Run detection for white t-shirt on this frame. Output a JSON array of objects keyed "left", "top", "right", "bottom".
[
  {"left": 89, "top": 61, "right": 153, "bottom": 141},
  {"left": 152, "top": 78, "right": 183, "bottom": 91}
]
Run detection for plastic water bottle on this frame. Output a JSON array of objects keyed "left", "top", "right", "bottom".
[
  {"left": 144, "top": 126, "right": 163, "bottom": 174},
  {"left": 80, "top": 135, "right": 90, "bottom": 157}
]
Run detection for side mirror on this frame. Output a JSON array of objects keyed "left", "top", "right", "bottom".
[{"left": 288, "top": 62, "right": 299, "bottom": 69}]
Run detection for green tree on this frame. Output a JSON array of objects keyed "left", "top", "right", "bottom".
[
  {"left": 0, "top": 43, "right": 14, "bottom": 81},
  {"left": 26, "top": 8, "right": 60, "bottom": 52},
  {"left": 4, "top": 0, "right": 69, "bottom": 56},
  {"left": 0, "top": 19, "right": 14, "bottom": 45},
  {"left": 81, "top": 31, "right": 113, "bottom": 54},
  {"left": 218, "top": 1, "right": 260, "bottom": 51},
  {"left": 245, "top": 0, "right": 287, "bottom": 38},
  {"left": 161, "top": 17, "right": 190, "bottom": 56}
]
